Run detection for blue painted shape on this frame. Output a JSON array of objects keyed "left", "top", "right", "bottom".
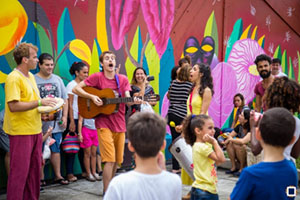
[
  {"left": 95, "top": 38, "right": 102, "bottom": 71},
  {"left": 22, "top": 20, "right": 41, "bottom": 74},
  {"left": 159, "top": 38, "right": 174, "bottom": 112},
  {"left": 62, "top": 9, "right": 80, "bottom": 69},
  {"left": 57, "top": 8, "right": 78, "bottom": 85},
  {"left": 165, "top": 133, "right": 172, "bottom": 161},
  {"left": 0, "top": 84, "right": 5, "bottom": 111},
  {"left": 0, "top": 56, "right": 12, "bottom": 74}
]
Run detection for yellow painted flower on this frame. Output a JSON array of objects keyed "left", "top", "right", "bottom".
[{"left": 0, "top": 0, "right": 28, "bottom": 55}]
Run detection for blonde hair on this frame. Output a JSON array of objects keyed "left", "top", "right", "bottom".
[{"left": 13, "top": 43, "right": 38, "bottom": 65}]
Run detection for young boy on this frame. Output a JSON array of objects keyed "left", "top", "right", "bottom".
[
  {"left": 104, "top": 112, "right": 182, "bottom": 200},
  {"left": 230, "top": 107, "right": 298, "bottom": 200}
]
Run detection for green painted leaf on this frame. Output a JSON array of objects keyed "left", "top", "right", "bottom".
[
  {"left": 225, "top": 19, "right": 243, "bottom": 62},
  {"left": 204, "top": 11, "right": 219, "bottom": 57},
  {"left": 273, "top": 45, "right": 282, "bottom": 61},
  {"left": 90, "top": 39, "right": 100, "bottom": 75},
  {"left": 288, "top": 57, "right": 295, "bottom": 80},
  {"left": 281, "top": 50, "right": 288, "bottom": 75}
]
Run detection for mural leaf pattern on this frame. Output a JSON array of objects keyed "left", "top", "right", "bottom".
[
  {"left": 69, "top": 39, "right": 92, "bottom": 66},
  {"left": 204, "top": 11, "right": 219, "bottom": 57},
  {"left": 225, "top": 18, "right": 243, "bottom": 62}
]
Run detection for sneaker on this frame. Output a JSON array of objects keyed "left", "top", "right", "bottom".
[
  {"left": 93, "top": 173, "right": 102, "bottom": 181},
  {"left": 86, "top": 174, "right": 96, "bottom": 182}
]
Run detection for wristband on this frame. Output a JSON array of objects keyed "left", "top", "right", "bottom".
[{"left": 38, "top": 99, "right": 42, "bottom": 106}]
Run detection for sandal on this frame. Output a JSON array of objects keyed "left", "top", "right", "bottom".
[
  {"left": 67, "top": 175, "right": 77, "bottom": 182},
  {"left": 40, "top": 179, "right": 46, "bottom": 187},
  {"left": 53, "top": 178, "right": 69, "bottom": 185}
]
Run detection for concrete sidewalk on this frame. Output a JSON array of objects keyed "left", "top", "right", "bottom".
[
  {"left": 1, "top": 167, "right": 299, "bottom": 199},
  {"left": 0, "top": 168, "right": 239, "bottom": 200}
]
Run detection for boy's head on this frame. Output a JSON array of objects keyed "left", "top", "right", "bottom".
[
  {"left": 259, "top": 107, "right": 295, "bottom": 148},
  {"left": 127, "top": 112, "right": 166, "bottom": 158}
]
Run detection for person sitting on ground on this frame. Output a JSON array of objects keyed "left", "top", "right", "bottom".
[
  {"left": 230, "top": 107, "right": 298, "bottom": 200},
  {"left": 223, "top": 108, "right": 250, "bottom": 176},
  {"left": 104, "top": 112, "right": 182, "bottom": 200},
  {"left": 182, "top": 114, "right": 226, "bottom": 199}
]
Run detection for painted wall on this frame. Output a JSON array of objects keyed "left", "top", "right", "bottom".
[{"left": 0, "top": 0, "right": 300, "bottom": 130}]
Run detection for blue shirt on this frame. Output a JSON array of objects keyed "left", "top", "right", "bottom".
[{"left": 230, "top": 159, "right": 298, "bottom": 200}]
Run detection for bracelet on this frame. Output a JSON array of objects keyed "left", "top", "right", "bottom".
[{"left": 38, "top": 99, "right": 42, "bottom": 106}]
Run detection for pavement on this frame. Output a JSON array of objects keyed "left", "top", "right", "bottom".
[{"left": 1, "top": 164, "right": 299, "bottom": 200}]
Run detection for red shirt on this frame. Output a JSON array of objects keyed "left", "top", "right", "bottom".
[{"left": 84, "top": 72, "right": 131, "bottom": 132}]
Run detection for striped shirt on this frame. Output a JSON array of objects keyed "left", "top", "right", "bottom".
[{"left": 168, "top": 80, "right": 193, "bottom": 119}]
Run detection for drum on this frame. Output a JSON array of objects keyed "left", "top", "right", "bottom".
[
  {"left": 168, "top": 136, "right": 195, "bottom": 180},
  {"left": 38, "top": 97, "right": 64, "bottom": 114}
]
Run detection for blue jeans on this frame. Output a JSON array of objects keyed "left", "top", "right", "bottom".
[{"left": 191, "top": 187, "right": 219, "bottom": 200}]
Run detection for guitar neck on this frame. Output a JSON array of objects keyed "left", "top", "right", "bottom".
[{"left": 105, "top": 97, "right": 134, "bottom": 105}]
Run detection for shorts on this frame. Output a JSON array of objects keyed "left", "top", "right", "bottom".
[
  {"left": 80, "top": 126, "right": 98, "bottom": 148},
  {"left": 97, "top": 128, "right": 125, "bottom": 164},
  {"left": 0, "top": 130, "right": 9, "bottom": 152},
  {"left": 50, "top": 132, "right": 62, "bottom": 153},
  {"left": 246, "top": 146, "right": 263, "bottom": 166}
]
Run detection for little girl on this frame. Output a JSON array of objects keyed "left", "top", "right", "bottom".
[
  {"left": 182, "top": 114, "right": 225, "bottom": 200},
  {"left": 78, "top": 115, "right": 101, "bottom": 182}
]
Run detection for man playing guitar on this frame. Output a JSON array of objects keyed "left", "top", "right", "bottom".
[{"left": 73, "top": 51, "right": 141, "bottom": 195}]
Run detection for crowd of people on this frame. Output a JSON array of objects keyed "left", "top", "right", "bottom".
[{"left": 0, "top": 42, "right": 299, "bottom": 200}]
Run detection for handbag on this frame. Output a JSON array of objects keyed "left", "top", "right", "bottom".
[{"left": 61, "top": 132, "right": 80, "bottom": 153}]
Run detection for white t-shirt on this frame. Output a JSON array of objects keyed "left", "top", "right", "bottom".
[
  {"left": 275, "top": 71, "right": 287, "bottom": 77},
  {"left": 104, "top": 170, "right": 182, "bottom": 200},
  {"left": 284, "top": 116, "right": 300, "bottom": 160},
  {"left": 66, "top": 80, "right": 79, "bottom": 120}
]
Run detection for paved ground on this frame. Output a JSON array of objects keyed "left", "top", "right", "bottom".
[{"left": 1, "top": 166, "right": 299, "bottom": 199}]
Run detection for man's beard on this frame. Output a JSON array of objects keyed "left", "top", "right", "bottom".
[{"left": 259, "top": 70, "right": 271, "bottom": 79}]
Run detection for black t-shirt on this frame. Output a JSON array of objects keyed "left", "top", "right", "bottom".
[{"left": 234, "top": 124, "right": 247, "bottom": 138}]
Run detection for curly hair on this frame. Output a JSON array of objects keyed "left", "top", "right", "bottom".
[
  {"left": 264, "top": 76, "right": 300, "bottom": 113},
  {"left": 195, "top": 63, "right": 214, "bottom": 98},
  {"left": 182, "top": 114, "right": 211, "bottom": 146}
]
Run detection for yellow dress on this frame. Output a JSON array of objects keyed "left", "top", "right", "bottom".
[{"left": 181, "top": 92, "right": 203, "bottom": 185}]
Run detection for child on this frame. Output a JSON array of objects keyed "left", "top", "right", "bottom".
[
  {"left": 78, "top": 115, "right": 101, "bottom": 182},
  {"left": 182, "top": 114, "right": 226, "bottom": 200},
  {"left": 104, "top": 112, "right": 182, "bottom": 200},
  {"left": 230, "top": 107, "right": 298, "bottom": 200}
]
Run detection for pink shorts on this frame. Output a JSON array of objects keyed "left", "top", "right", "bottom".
[{"left": 80, "top": 126, "right": 99, "bottom": 148}]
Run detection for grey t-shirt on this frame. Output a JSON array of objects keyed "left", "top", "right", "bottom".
[{"left": 35, "top": 74, "right": 68, "bottom": 133}]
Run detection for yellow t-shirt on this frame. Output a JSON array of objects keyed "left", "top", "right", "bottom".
[
  {"left": 3, "top": 70, "right": 42, "bottom": 135},
  {"left": 192, "top": 142, "right": 217, "bottom": 194},
  {"left": 187, "top": 93, "right": 202, "bottom": 115}
]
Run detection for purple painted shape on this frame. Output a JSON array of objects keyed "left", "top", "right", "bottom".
[
  {"left": 210, "top": 54, "right": 219, "bottom": 70},
  {"left": 140, "top": 0, "right": 175, "bottom": 58},
  {"left": 227, "top": 39, "right": 265, "bottom": 104},
  {"left": 209, "top": 62, "right": 237, "bottom": 128},
  {"left": 110, "top": 0, "right": 140, "bottom": 50},
  {"left": 161, "top": 92, "right": 171, "bottom": 135}
]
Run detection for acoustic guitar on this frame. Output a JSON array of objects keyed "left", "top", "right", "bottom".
[{"left": 78, "top": 87, "right": 160, "bottom": 118}]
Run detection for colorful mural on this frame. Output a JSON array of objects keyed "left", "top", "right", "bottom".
[{"left": 0, "top": 0, "right": 300, "bottom": 130}]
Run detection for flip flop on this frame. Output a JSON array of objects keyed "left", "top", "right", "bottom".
[
  {"left": 53, "top": 178, "right": 69, "bottom": 185},
  {"left": 68, "top": 176, "right": 77, "bottom": 182},
  {"left": 40, "top": 179, "right": 46, "bottom": 187}
]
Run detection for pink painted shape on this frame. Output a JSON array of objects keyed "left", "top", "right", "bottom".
[
  {"left": 227, "top": 39, "right": 265, "bottom": 104},
  {"left": 140, "top": 0, "right": 175, "bottom": 57},
  {"left": 161, "top": 92, "right": 171, "bottom": 135},
  {"left": 110, "top": 0, "right": 140, "bottom": 50},
  {"left": 209, "top": 62, "right": 237, "bottom": 128}
]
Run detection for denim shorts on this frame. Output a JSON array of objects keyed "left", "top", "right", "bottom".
[
  {"left": 190, "top": 187, "right": 219, "bottom": 200},
  {"left": 0, "top": 129, "right": 9, "bottom": 152},
  {"left": 50, "top": 132, "right": 62, "bottom": 153}
]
